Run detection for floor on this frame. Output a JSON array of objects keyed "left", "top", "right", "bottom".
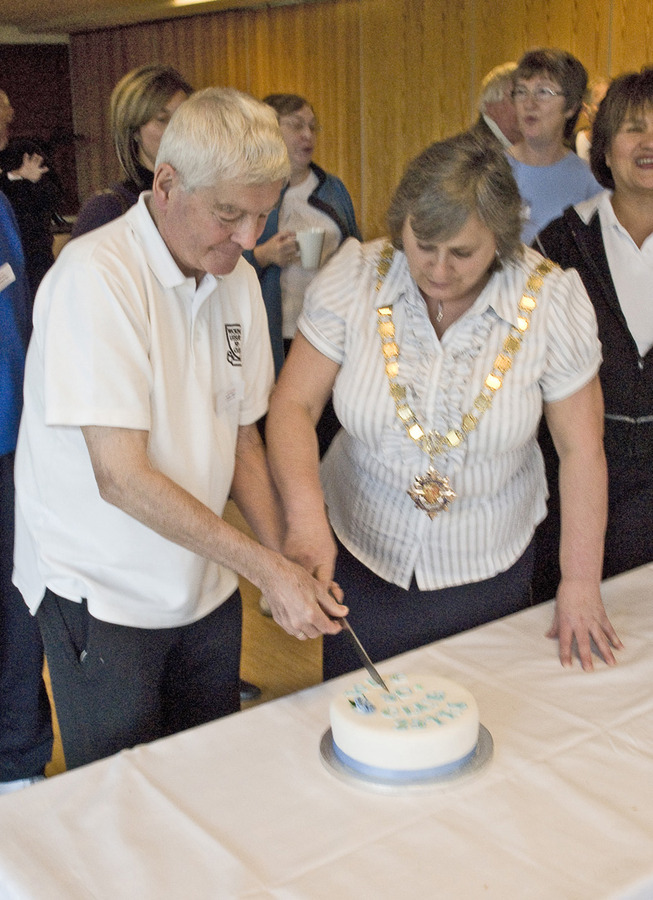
[{"left": 44, "top": 502, "right": 323, "bottom": 777}]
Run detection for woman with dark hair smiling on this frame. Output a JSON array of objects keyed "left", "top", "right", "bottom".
[
  {"left": 266, "top": 131, "right": 621, "bottom": 675},
  {"left": 533, "top": 67, "right": 653, "bottom": 602}
]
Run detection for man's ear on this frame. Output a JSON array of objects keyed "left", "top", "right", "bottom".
[{"left": 152, "top": 163, "right": 177, "bottom": 204}]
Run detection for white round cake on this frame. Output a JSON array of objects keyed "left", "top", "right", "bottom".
[{"left": 329, "top": 673, "right": 479, "bottom": 782}]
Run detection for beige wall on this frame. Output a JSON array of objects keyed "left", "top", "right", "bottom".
[{"left": 69, "top": 0, "right": 649, "bottom": 239}]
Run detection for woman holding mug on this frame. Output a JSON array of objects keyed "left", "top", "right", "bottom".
[{"left": 244, "top": 93, "right": 361, "bottom": 383}]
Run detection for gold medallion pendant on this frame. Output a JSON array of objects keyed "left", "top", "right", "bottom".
[
  {"left": 375, "top": 244, "right": 553, "bottom": 518},
  {"left": 408, "top": 466, "right": 456, "bottom": 519}
]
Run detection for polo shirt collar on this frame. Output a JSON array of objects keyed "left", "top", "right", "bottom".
[{"left": 128, "top": 192, "right": 218, "bottom": 292}]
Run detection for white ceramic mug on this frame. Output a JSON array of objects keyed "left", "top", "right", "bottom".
[{"left": 296, "top": 228, "right": 325, "bottom": 269}]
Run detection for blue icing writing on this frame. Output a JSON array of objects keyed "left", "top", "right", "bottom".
[{"left": 348, "top": 694, "right": 376, "bottom": 715}]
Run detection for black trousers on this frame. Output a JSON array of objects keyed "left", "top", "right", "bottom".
[
  {"left": 36, "top": 588, "right": 242, "bottom": 770},
  {"left": 0, "top": 452, "right": 53, "bottom": 781},
  {"left": 324, "top": 537, "right": 534, "bottom": 681}
]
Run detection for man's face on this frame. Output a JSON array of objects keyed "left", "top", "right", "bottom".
[
  {"left": 151, "top": 165, "right": 283, "bottom": 282},
  {"left": 485, "top": 91, "right": 521, "bottom": 145}
]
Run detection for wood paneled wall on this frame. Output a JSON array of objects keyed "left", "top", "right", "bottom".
[{"left": 69, "top": 0, "right": 651, "bottom": 239}]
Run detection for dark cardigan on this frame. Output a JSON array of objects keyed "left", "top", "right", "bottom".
[{"left": 532, "top": 204, "right": 653, "bottom": 600}]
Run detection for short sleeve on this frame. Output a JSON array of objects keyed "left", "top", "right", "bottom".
[
  {"left": 297, "top": 237, "right": 367, "bottom": 364},
  {"left": 39, "top": 252, "right": 153, "bottom": 429}
]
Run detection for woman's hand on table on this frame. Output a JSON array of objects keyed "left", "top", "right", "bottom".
[
  {"left": 254, "top": 230, "right": 298, "bottom": 268},
  {"left": 547, "top": 579, "right": 623, "bottom": 671},
  {"left": 258, "top": 551, "right": 346, "bottom": 641}
]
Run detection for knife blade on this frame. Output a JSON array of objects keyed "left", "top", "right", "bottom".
[{"left": 338, "top": 617, "right": 389, "bottom": 692}]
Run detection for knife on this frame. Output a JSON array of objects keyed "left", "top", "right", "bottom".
[{"left": 338, "top": 617, "right": 390, "bottom": 692}]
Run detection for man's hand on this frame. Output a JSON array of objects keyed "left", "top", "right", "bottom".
[{"left": 259, "top": 554, "right": 347, "bottom": 640}]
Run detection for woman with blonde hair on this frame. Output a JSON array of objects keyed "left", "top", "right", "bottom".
[{"left": 72, "top": 64, "right": 192, "bottom": 237}]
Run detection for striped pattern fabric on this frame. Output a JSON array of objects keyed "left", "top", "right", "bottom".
[{"left": 299, "top": 238, "right": 601, "bottom": 590}]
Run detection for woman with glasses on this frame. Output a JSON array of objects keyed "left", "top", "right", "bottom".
[
  {"left": 244, "top": 94, "right": 361, "bottom": 385},
  {"left": 532, "top": 67, "right": 653, "bottom": 602},
  {"left": 508, "top": 48, "right": 601, "bottom": 243}
]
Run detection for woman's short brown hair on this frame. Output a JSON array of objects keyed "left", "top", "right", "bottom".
[
  {"left": 262, "top": 94, "right": 312, "bottom": 118},
  {"left": 387, "top": 131, "right": 523, "bottom": 267},
  {"left": 514, "top": 48, "right": 588, "bottom": 143},
  {"left": 590, "top": 67, "right": 653, "bottom": 189}
]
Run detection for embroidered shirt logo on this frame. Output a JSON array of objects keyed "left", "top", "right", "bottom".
[{"left": 225, "top": 324, "right": 242, "bottom": 366}]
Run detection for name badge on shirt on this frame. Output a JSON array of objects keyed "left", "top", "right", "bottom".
[
  {"left": 214, "top": 381, "right": 244, "bottom": 414},
  {"left": 0, "top": 262, "right": 16, "bottom": 292}
]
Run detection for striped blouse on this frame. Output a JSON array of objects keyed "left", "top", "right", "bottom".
[{"left": 298, "top": 237, "right": 601, "bottom": 590}]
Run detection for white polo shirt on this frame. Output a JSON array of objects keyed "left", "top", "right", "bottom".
[
  {"left": 299, "top": 238, "right": 601, "bottom": 590},
  {"left": 14, "top": 193, "right": 274, "bottom": 628}
]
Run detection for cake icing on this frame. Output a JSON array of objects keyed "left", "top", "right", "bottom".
[{"left": 329, "top": 673, "right": 479, "bottom": 781}]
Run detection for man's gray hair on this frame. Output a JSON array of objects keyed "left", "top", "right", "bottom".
[
  {"left": 156, "top": 87, "right": 291, "bottom": 191},
  {"left": 478, "top": 62, "right": 518, "bottom": 111}
]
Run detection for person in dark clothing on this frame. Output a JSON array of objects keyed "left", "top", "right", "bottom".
[
  {"left": 0, "top": 190, "right": 53, "bottom": 794},
  {"left": 0, "top": 89, "right": 63, "bottom": 303},
  {"left": 533, "top": 67, "right": 653, "bottom": 602}
]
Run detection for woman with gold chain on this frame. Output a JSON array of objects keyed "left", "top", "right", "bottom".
[{"left": 266, "top": 131, "right": 621, "bottom": 676}]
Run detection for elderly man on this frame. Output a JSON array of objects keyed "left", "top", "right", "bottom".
[
  {"left": 13, "top": 88, "right": 346, "bottom": 770},
  {"left": 470, "top": 62, "right": 521, "bottom": 149}
]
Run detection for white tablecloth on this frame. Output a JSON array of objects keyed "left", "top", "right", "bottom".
[{"left": 1, "top": 564, "right": 652, "bottom": 899}]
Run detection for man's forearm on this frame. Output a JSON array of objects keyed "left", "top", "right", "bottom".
[{"left": 230, "top": 422, "right": 284, "bottom": 552}]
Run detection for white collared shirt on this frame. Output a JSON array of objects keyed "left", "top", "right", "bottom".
[
  {"left": 482, "top": 114, "right": 513, "bottom": 149},
  {"left": 576, "top": 190, "right": 653, "bottom": 357},
  {"left": 299, "top": 238, "right": 601, "bottom": 590},
  {"left": 14, "top": 193, "right": 273, "bottom": 627}
]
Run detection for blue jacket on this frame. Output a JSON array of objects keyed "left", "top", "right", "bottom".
[
  {"left": 243, "top": 162, "right": 361, "bottom": 375},
  {"left": 0, "top": 192, "right": 31, "bottom": 455}
]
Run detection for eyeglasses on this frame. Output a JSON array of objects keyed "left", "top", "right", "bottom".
[
  {"left": 281, "top": 117, "right": 322, "bottom": 135},
  {"left": 511, "top": 86, "right": 565, "bottom": 104}
]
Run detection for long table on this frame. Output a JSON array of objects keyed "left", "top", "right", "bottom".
[{"left": 1, "top": 564, "right": 652, "bottom": 899}]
